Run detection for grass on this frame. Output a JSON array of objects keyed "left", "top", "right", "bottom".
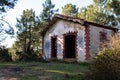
[
  {"left": 0, "top": 61, "right": 89, "bottom": 80},
  {"left": 20, "top": 76, "right": 40, "bottom": 80}
]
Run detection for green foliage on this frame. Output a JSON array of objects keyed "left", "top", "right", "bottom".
[
  {"left": 8, "top": 43, "right": 20, "bottom": 61},
  {"left": 111, "top": 0, "right": 120, "bottom": 15},
  {"left": 40, "top": 0, "right": 58, "bottom": 23},
  {"left": 93, "top": 0, "right": 120, "bottom": 15},
  {"left": 86, "top": 34, "right": 120, "bottom": 80},
  {"left": 0, "top": 0, "right": 18, "bottom": 13},
  {"left": 78, "top": 0, "right": 119, "bottom": 26},
  {"left": 14, "top": 9, "right": 42, "bottom": 61},
  {"left": 0, "top": 46, "right": 12, "bottom": 61},
  {"left": 97, "top": 0, "right": 120, "bottom": 26},
  {"left": 93, "top": 0, "right": 107, "bottom": 5},
  {"left": 78, "top": 6, "right": 116, "bottom": 26},
  {"left": 62, "top": 3, "right": 79, "bottom": 17}
]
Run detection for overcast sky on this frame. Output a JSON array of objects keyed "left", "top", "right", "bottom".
[{"left": 2, "top": 0, "right": 93, "bottom": 47}]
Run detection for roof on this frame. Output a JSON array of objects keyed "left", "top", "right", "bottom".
[{"left": 41, "top": 14, "right": 118, "bottom": 36}]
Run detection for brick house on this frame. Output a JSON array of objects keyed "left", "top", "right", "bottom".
[{"left": 41, "top": 14, "right": 117, "bottom": 62}]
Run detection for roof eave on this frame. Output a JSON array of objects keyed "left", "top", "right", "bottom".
[
  {"left": 86, "top": 21, "right": 118, "bottom": 32},
  {"left": 40, "top": 14, "right": 118, "bottom": 36}
]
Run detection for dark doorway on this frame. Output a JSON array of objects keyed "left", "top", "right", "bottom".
[
  {"left": 51, "top": 37, "right": 57, "bottom": 58},
  {"left": 64, "top": 34, "right": 76, "bottom": 58}
]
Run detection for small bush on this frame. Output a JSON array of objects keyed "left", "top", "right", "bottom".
[
  {"left": 0, "top": 46, "right": 12, "bottom": 61},
  {"left": 86, "top": 34, "right": 120, "bottom": 80}
]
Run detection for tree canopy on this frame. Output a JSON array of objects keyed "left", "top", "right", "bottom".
[
  {"left": 40, "top": 0, "right": 58, "bottom": 23},
  {"left": 15, "top": 9, "right": 41, "bottom": 61},
  {"left": 62, "top": 3, "right": 79, "bottom": 17},
  {"left": 94, "top": 0, "right": 120, "bottom": 27},
  {"left": 78, "top": 0, "right": 120, "bottom": 27},
  {"left": 0, "top": 0, "right": 17, "bottom": 13},
  {"left": 78, "top": 1, "right": 113, "bottom": 26}
]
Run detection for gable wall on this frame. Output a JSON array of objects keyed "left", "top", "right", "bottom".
[
  {"left": 89, "top": 25, "right": 114, "bottom": 59},
  {"left": 43, "top": 20, "right": 86, "bottom": 61}
]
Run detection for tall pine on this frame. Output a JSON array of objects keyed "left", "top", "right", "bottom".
[
  {"left": 15, "top": 9, "right": 40, "bottom": 60},
  {"left": 40, "top": 0, "right": 58, "bottom": 24}
]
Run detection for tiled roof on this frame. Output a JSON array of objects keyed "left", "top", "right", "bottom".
[{"left": 41, "top": 14, "right": 118, "bottom": 36}]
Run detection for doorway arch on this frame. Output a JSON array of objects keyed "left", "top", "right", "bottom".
[{"left": 63, "top": 32, "right": 77, "bottom": 58}]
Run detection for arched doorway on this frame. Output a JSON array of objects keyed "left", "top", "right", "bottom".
[
  {"left": 51, "top": 36, "right": 57, "bottom": 58},
  {"left": 63, "top": 32, "right": 77, "bottom": 58}
]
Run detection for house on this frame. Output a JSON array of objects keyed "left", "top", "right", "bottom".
[{"left": 41, "top": 14, "right": 117, "bottom": 62}]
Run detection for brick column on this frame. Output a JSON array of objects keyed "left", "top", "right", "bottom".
[{"left": 85, "top": 25, "right": 90, "bottom": 60}]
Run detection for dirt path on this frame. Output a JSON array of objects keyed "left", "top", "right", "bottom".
[{"left": 0, "top": 66, "right": 52, "bottom": 80}]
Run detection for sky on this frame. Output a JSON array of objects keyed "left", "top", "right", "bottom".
[{"left": 2, "top": 0, "right": 93, "bottom": 47}]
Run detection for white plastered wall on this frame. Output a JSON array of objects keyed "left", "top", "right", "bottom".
[
  {"left": 43, "top": 20, "right": 86, "bottom": 61},
  {"left": 89, "top": 25, "right": 114, "bottom": 59}
]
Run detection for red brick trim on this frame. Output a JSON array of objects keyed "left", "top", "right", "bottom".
[
  {"left": 99, "top": 32, "right": 107, "bottom": 42},
  {"left": 51, "top": 35, "right": 58, "bottom": 59},
  {"left": 85, "top": 25, "right": 90, "bottom": 60},
  {"left": 99, "top": 32, "right": 107, "bottom": 48},
  {"left": 62, "top": 31, "right": 78, "bottom": 59}
]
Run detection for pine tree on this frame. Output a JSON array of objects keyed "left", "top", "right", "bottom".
[
  {"left": 40, "top": 0, "right": 58, "bottom": 23},
  {"left": 62, "top": 3, "right": 79, "bottom": 17}
]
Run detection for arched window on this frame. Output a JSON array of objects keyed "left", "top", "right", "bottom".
[{"left": 99, "top": 32, "right": 107, "bottom": 48}]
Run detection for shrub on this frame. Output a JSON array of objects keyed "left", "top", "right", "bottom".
[
  {"left": 86, "top": 34, "right": 120, "bottom": 80},
  {"left": 0, "top": 46, "right": 12, "bottom": 61}
]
